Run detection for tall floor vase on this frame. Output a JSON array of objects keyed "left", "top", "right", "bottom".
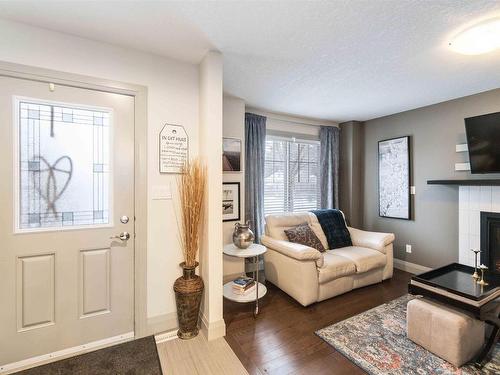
[{"left": 173, "top": 262, "right": 204, "bottom": 339}]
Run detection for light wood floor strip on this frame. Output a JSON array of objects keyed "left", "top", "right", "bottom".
[{"left": 157, "top": 334, "right": 249, "bottom": 375}]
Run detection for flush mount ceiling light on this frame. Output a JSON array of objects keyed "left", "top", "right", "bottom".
[{"left": 449, "top": 18, "right": 500, "bottom": 55}]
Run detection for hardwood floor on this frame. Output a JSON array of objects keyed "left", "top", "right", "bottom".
[{"left": 223, "top": 269, "right": 413, "bottom": 375}]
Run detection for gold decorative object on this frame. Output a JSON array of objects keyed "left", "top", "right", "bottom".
[
  {"left": 477, "top": 264, "right": 489, "bottom": 286},
  {"left": 233, "top": 221, "right": 255, "bottom": 249},
  {"left": 173, "top": 159, "right": 206, "bottom": 339},
  {"left": 471, "top": 249, "right": 481, "bottom": 280}
]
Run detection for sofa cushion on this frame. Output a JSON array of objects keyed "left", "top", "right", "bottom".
[
  {"left": 265, "top": 213, "right": 311, "bottom": 241},
  {"left": 329, "top": 246, "right": 386, "bottom": 273},
  {"left": 310, "top": 209, "right": 352, "bottom": 249},
  {"left": 284, "top": 224, "right": 326, "bottom": 252},
  {"left": 307, "top": 213, "right": 329, "bottom": 250},
  {"left": 318, "top": 253, "right": 356, "bottom": 284}
]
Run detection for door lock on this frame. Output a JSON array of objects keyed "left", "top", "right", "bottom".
[{"left": 110, "top": 232, "right": 130, "bottom": 241}]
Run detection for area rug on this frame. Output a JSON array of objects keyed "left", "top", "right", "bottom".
[
  {"left": 17, "top": 336, "right": 162, "bottom": 375},
  {"left": 316, "top": 295, "right": 499, "bottom": 375}
]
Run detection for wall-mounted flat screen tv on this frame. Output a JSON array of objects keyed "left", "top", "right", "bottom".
[{"left": 465, "top": 111, "right": 500, "bottom": 174}]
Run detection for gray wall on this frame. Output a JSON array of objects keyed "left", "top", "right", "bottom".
[
  {"left": 340, "top": 121, "right": 364, "bottom": 228},
  {"left": 363, "top": 89, "right": 500, "bottom": 268}
]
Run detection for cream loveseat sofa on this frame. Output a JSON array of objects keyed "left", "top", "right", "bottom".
[{"left": 261, "top": 212, "right": 395, "bottom": 306}]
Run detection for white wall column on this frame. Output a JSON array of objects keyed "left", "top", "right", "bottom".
[
  {"left": 198, "top": 51, "right": 225, "bottom": 340},
  {"left": 222, "top": 95, "right": 246, "bottom": 280},
  {"left": 459, "top": 186, "right": 500, "bottom": 266}
]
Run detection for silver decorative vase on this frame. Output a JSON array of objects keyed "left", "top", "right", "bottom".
[{"left": 232, "top": 221, "right": 255, "bottom": 249}]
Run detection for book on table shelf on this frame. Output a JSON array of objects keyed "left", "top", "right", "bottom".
[
  {"left": 232, "top": 276, "right": 256, "bottom": 295},
  {"left": 233, "top": 282, "right": 256, "bottom": 295}
]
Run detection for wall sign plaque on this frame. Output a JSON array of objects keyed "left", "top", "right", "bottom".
[{"left": 159, "top": 123, "right": 189, "bottom": 174}]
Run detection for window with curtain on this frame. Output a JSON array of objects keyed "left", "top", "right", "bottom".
[{"left": 264, "top": 134, "right": 320, "bottom": 216}]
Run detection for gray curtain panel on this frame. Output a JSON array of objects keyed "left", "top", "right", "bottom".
[
  {"left": 319, "top": 126, "right": 340, "bottom": 209},
  {"left": 245, "top": 112, "right": 267, "bottom": 241}
]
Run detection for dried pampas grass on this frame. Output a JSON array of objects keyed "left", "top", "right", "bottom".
[{"left": 177, "top": 158, "right": 206, "bottom": 268}]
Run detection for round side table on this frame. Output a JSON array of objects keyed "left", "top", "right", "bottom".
[{"left": 223, "top": 243, "right": 267, "bottom": 316}]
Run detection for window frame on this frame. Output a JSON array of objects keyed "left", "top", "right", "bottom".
[{"left": 264, "top": 132, "right": 321, "bottom": 216}]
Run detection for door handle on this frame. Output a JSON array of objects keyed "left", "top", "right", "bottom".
[{"left": 110, "top": 231, "right": 130, "bottom": 241}]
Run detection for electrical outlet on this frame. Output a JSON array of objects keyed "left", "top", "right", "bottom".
[{"left": 406, "top": 244, "right": 412, "bottom": 254}]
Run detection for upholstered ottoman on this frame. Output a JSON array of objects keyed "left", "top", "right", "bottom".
[{"left": 407, "top": 298, "right": 485, "bottom": 367}]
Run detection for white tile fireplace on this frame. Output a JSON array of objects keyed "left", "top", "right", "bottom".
[{"left": 459, "top": 186, "right": 500, "bottom": 266}]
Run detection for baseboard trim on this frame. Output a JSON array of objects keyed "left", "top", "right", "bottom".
[
  {"left": 200, "top": 314, "right": 226, "bottom": 341},
  {"left": 151, "top": 313, "right": 226, "bottom": 343},
  {"left": 154, "top": 330, "right": 178, "bottom": 344},
  {"left": 146, "top": 311, "right": 178, "bottom": 336},
  {"left": 394, "top": 258, "right": 432, "bottom": 275},
  {"left": 0, "top": 331, "right": 134, "bottom": 374}
]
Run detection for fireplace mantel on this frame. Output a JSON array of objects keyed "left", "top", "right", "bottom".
[{"left": 427, "top": 179, "right": 500, "bottom": 186}]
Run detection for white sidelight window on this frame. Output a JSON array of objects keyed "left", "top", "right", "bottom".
[{"left": 264, "top": 134, "right": 320, "bottom": 216}]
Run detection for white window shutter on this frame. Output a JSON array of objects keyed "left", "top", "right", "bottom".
[{"left": 264, "top": 136, "right": 320, "bottom": 216}]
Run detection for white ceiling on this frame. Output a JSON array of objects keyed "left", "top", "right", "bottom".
[{"left": 1, "top": 1, "right": 500, "bottom": 122}]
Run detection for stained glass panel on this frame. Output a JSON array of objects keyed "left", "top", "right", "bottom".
[{"left": 17, "top": 99, "right": 111, "bottom": 230}]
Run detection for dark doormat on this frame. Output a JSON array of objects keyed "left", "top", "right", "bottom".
[{"left": 16, "top": 336, "right": 163, "bottom": 375}]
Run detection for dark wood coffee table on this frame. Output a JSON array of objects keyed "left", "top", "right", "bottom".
[{"left": 408, "top": 263, "right": 500, "bottom": 367}]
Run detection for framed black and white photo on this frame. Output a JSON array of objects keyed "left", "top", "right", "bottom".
[
  {"left": 222, "top": 182, "right": 240, "bottom": 222},
  {"left": 222, "top": 138, "right": 241, "bottom": 172},
  {"left": 378, "top": 136, "right": 411, "bottom": 220}
]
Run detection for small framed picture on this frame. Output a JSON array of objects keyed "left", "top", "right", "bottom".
[
  {"left": 223, "top": 138, "right": 241, "bottom": 172},
  {"left": 222, "top": 182, "right": 240, "bottom": 222}
]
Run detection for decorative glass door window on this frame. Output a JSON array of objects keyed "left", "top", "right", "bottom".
[{"left": 16, "top": 99, "right": 112, "bottom": 231}]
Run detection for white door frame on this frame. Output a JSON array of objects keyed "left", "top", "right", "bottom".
[{"left": 0, "top": 61, "right": 149, "bottom": 339}]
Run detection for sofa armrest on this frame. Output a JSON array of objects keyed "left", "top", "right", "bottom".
[
  {"left": 348, "top": 227, "right": 395, "bottom": 254},
  {"left": 261, "top": 235, "right": 324, "bottom": 267}
]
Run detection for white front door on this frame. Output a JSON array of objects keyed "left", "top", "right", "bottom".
[{"left": 0, "top": 75, "right": 135, "bottom": 367}]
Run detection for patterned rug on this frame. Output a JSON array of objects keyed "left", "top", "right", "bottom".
[{"left": 316, "top": 295, "right": 499, "bottom": 375}]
